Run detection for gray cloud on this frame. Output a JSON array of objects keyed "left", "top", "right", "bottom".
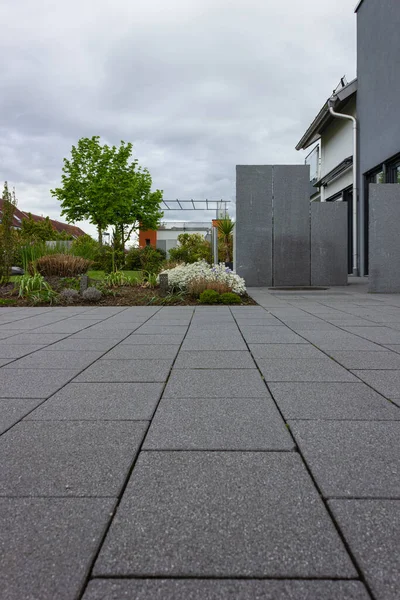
[{"left": 0, "top": 0, "right": 356, "bottom": 237}]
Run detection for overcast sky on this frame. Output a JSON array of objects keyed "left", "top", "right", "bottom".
[{"left": 1, "top": 0, "right": 356, "bottom": 238}]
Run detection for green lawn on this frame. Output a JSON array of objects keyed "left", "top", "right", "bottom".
[{"left": 88, "top": 270, "right": 141, "bottom": 280}]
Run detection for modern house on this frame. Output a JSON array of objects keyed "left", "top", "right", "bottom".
[
  {"left": 0, "top": 201, "right": 87, "bottom": 238},
  {"left": 139, "top": 222, "right": 211, "bottom": 256},
  {"left": 296, "top": 78, "right": 357, "bottom": 274}
]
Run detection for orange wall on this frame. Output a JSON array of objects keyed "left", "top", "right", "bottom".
[{"left": 139, "top": 230, "right": 157, "bottom": 248}]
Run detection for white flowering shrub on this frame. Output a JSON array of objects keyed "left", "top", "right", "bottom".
[{"left": 159, "top": 260, "right": 246, "bottom": 295}]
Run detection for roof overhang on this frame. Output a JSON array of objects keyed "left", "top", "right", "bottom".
[
  {"left": 355, "top": 0, "right": 365, "bottom": 13},
  {"left": 296, "top": 78, "right": 357, "bottom": 151},
  {"left": 314, "top": 156, "right": 353, "bottom": 188}
]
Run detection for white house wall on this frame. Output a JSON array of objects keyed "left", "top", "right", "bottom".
[
  {"left": 157, "top": 229, "right": 209, "bottom": 242},
  {"left": 325, "top": 170, "right": 353, "bottom": 200}
]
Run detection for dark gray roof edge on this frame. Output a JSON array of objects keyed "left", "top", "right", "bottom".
[
  {"left": 295, "top": 78, "right": 357, "bottom": 151},
  {"left": 355, "top": 0, "right": 365, "bottom": 13}
]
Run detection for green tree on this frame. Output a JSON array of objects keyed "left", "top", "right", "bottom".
[
  {"left": 21, "top": 215, "right": 57, "bottom": 242},
  {"left": 0, "top": 182, "right": 18, "bottom": 285},
  {"left": 169, "top": 233, "right": 211, "bottom": 264},
  {"left": 51, "top": 136, "right": 163, "bottom": 247}
]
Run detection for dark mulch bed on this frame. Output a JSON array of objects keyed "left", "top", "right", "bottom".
[{"left": 0, "top": 279, "right": 257, "bottom": 307}]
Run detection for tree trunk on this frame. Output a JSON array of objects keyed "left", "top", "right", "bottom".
[
  {"left": 120, "top": 224, "right": 125, "bottom": 253},
  {"left": 98, "top": 225, "right": 103, "bottom": 246}
]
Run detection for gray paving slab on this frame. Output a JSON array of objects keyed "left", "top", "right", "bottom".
[
  {"left": 328, "top": 350, "right": 400, "bottom": 370},
  {"left": 249, "top": 343, "right": 326, "bottom": 359},
  {"left": 0, "top": 358, "right": 13, "bottom": 366},
  {"left": 0, "top": 368, "right": 79, "bottom": 398},
  {"left": 133, "top": 325, "right": 189, "bottom": 335},
  {"left": 32, "top": 320, "right": 102, "bottom": 334},
  {"left": 0, "top": 332, "right": 70, "bottom": 344},
  {"left": 85, "top": 322, "right": 143, "bottom": 331},
  {"left": 105, "top": 344, "right": 180, "bottom": 360},
  {"left": 0, "top": 331, "right": 19, "bottom": 339},
  {"left": 28, "top": 382, "right": 163, "bottom": 420},
  {"left": 343, "top": 326, "right": 400, "bottom": 344},
  {"left": 174, "top": 351, "right": 256, "bottom": 369},
  {"left": 93, "top": 451, "right": 355, "bottom": 578},
  {"left": 239, "top": 327, "right": 307, "bottom": 344},
  {"left": 300, "top": 331, "right": 384, "bottom": 351},
  {"left": 75, "top": 359, "right": 173, "bottom": 382},
  {"left": 72, "top": 329, "right": 129, "bottom": 340},
  {"left": 164, "top": 369, "right": 268, "bottom": 398},
  {"left": 270, "top": 382, "right": 400, "bottom": 420},
  {"left": 352, "top": 370, "right": 400, "bottom": 399},
  {"left": 181, "top": 337, "right": 247, "bottom": 351},
  {"left": 329, "top": 499, "right": 400, "bottom": 600},
  {"left": 82, "top": 579, "right": 370, "bottom": 600},
  {"left": 234, "top": 318, "right": 282, "bottom": 326},
  {"left": 49, "top": 337, "right": 123, "bottom": 352},
  {"left": 256, "top": 358, "right": 358, "bottom": 382},
  {"left": 0, "top": 421, "right": 147, "bottom": 497},
  {"left": 143, "top": 397, "right": 294, "bottom": 450},
  {"left": 0, "top": 399, "right": 43, "bottom": 434},
  {"left": 290, "top": 421, "right": 400, "bottom": 498},
  {"left": 121, "top": 334, "right": 185, "bottom": 345},
  {"left": 4, "top": 350, "right": 103, "bottom": 370},
  {"left": 0, "top": 497, "right": 115, "bottom": 600},
  {"left": 384, "top": 344, "right": 400, "bottom": 354},
  {"left": 0, "top": 343, "right": 47, "bottom": 358},
  {"left": 284, "top": 322, "right": 340, "bottom": 331}
]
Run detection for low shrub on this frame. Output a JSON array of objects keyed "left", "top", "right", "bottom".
[
  {"left": 18, "top": 273, "right": 51, "bottom": 298},
  {"left": 70, "top": 235, "right": 101, "bottom": 261},
  {"left": 59, "top": 288, "right": 80, "bottom": 304},
  {"left": 82, "top": 287, "right": 102, "bottom": 302},
  {"left": 220, "top": 292, "right": 241, "bottom": 305},
  {"left": 31, "top": 254, "right": 92, "bottom": 277},
  {"left": 168, "top": 233, "right": 211, "bottom": 264},
  {"left": 103, "top": 271, "right": 129, "bottom": 288},
  {"left": 188, "top": 277, "right": 232, "bottom": 298},
  {"left": 125, "top": 246, "right": 166, "bottom": 273},
  {"left": 199, "top": 289, "right": 220, "bottom": 304}
]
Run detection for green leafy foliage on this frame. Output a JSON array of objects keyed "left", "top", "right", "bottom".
[
  {"left": 20, "top": 214, "right": 72, "bottom": 242},
  {"left": 51, "top": 136, "right": 164, "bottom": 247},
  {"left": 70, "top": 235, "right": 101, "bottom": 261},
  {"left": 17, "top": 273, "right": 58, "bottom": 304},
  {"left": 217, "top": 217, "right": 235, "bottom": 263},
  {"left": 125, "top": 245, "right": 166, "bottom": 272},
  {"left": 168, "top": 233, "right": 211, "bottom": 264},
  {"left": 220, "top": 292, "right": 241, "bottom": 304},
  {"left": 0, "top": 182, "right": 18, "bottom": 285},
  {"left": 199, "top": 289, "right": 220, "bottom": 304},
  {"left": 103, "top": 271, "right": 129, "bottom": 288}
]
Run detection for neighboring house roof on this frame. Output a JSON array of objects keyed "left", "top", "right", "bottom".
[
  {"left": 296, "top": 78, "right": 357, "bottom": 151},
  {"left": 314, "top": 156, "right": 353, "bottom": 188},
  {"left": 0, "top": 200, "right": 87, "bottom": 238}
]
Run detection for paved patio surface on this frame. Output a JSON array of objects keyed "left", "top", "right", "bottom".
[{"left": 0, "top": 278, "right": 399, "bottom": 599}]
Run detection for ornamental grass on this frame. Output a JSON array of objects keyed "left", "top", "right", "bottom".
[{"left": 30, "top": 254, "right": 92, "bottom": 277}]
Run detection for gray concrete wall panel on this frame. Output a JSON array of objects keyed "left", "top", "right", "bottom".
[
  {"left": 311, "top": 203, "right": 348, "bottom": 286},
  {"left": 369, "top": 185, "right": 400, "bottom": 293},
  {"left": 236, "top": 166, "right": 273, "bottom": 286},
  {"left": 273, "top": 165, "right": 311, "bottom": 286}
]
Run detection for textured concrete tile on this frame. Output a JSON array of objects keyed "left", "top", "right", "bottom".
[
  {"left": 290, "top": 421, "right": 400, "bottom": 498},
  {"left": 234, "top": 318, "right": 282, "bottom": 326},
  {"left": 134, "top": 325, "right": 189, "bottom": 335},
  {"left": 82, "top": 579, "right": 370, "bottom": 600},
  {"left": 0, "top": 343, "right": 46, "bottom": 358},
  {"left": 121, "top": 334, "right": 184, "bottom": 345},
  {"left": 4, "top": 350, "right": 103, "bottom": 370},
  {"left": 385, "top": 344, "right": 400, "bottom": 354},
  {"left": 0, "top": 331, "right": 19, "bottom": 339},
  {"left": 240, "top": 327, "right": 306, "bottom": 344},
  {"left": 28, "top": 382, "right": 163, "bottom": 420},
  {"left": 329, "top": 500, "right": 400, "bottom": 600},
  {"left": 146, "top": 319, "right": 191, "bottom": 326},
  {"left": 181, "top": 336, "right": 247, "bottom": 351},
  {"left": 164, "top": 369, "right": 268, "bottom": 398},
  {"left": 105, "top": 344, "right": 180, "bottom": 360},
  {"left": 143, "top": 397, "right": 294, "bottom": 450},
  {"left": 0, "top": 358, "right": 13, "bottom": 366},
  {"left": 270, "top": 382, "right": 400, "bottom": 420},
  {"left": 249, "top": 344, "right": 326, "bottom": 359},
  {"left": 72, "top": 329, "right": 128, "bottom": 339},
  {"left": 0, "top": 399, "right": 43, "bottom": 434},
  {"left": 32, "top": 320, "right": 102, "bottom": 334},
  {"left": 300, "top": 332, "right": 383, "bottom": 351},
  {"left": 49, "top": 337, "right": 122, "bottom": 352},
  {"left": 256, "top": 358, "right": 358, "bottom": 382},
  {"left": 0, "top": 421, "right": 147, "bottom": 496},
  {"left": 0, "top": 497, "right": 115, "bottom": 600},
  {"left": 93, "top": 452, "right": 355, "bottom": 578},
  {"left": 75, "top": 359, "right": 172, "bottom": 382},
  {"left": 0, "top": 333, "right": 70, "bottom": 344},
  {"left": 328, "top": 350, "right": 400, "bottom": 370},
  {"left": 352, "top": 370, "right": 400, "bottom": 398},
  {"left": 344, "top": 326, "right": 400, "bottom": 344},
  {"left": 0, "top": 368, "right": 78, "bottom": 398},
  {"left": 285, "top": 322, "right": 339, "bottom": 331},
  {"left": 174, "top": 351, "right": 256, "bottom": 369}
]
